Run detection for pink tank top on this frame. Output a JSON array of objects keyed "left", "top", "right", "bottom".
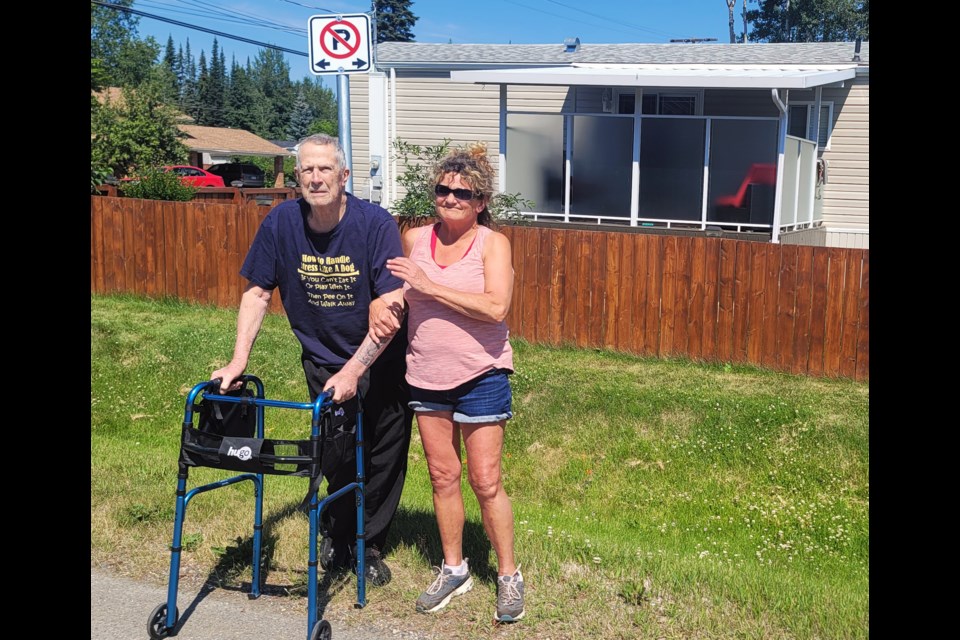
[{"left": 404, "top": 224, "right": 514, "bottom": 390}]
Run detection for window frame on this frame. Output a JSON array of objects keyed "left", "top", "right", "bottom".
[
  {"left": 788, "top": 101, "right": 834, "bottom": 151},
  {"left": 614, "top": 89, "right": 704, "bottom": 116}
]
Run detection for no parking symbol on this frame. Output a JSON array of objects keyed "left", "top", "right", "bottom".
[{"left": 308, "top": 14, "right": 372, "bottom": 75}]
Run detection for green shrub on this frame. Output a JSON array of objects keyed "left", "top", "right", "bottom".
[
  {"left": 119, "top": 167, "right": 197, "bottom": 201},
  {"left": 390, "top": 138, "right": 534, "bottom": 227}
]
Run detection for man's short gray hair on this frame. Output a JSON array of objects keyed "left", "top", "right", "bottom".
[{"left": 295, "top": 134, "right": 346, "bottom": 172}]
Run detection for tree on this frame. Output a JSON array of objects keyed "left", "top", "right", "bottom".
[
  {"left": 287, "top": 88, "right": 313, "bottom": 141},
  {"left": 373, "top": 0, "right": 417, "bottom": 43},
  {"left": 746, "top": 0, "right": 868, "bottom": 43},
  {"left": 91, "top": 80, "right": 190, "bottom": 179},
  {"left": 726, "top": 1, "right": 737, "bottom": 43}
]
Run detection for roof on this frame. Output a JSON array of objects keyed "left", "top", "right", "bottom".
[
  {"left": 376, "top": 41, "right": 869, "bottom": 68},
  {"left": 178, "top": 125, "right": 291, "bottom": 157},
  {"left": 452, "top": 63, "right": 857, "bottom": 89}
]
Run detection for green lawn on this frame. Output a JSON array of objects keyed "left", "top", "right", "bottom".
[{"left": 92, "top": 293, "right": 868, "bottom": 639}]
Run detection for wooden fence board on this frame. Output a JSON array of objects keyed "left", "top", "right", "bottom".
[
  {"left": 731, "top": 240, "right": 751, "bottom": 363},
  {"left": 142, "top": 199, "right": 158, "bottom": 297},
  {"left": 162, "top": 202, "right": 177, "bottom": 297},
  {"left": 617, "top": 233, "right": 636, "bottom": 352},
  {"left": 839, "top": 250, "right": 863, "bottom": 379},
  {"left": 642, "top": 235, "right": 662, "bottom": 356},
  {"left": 105, "top": 200, "right": 124, "bottom": 293},
  {"left": 806, "top": 247, "right": 830, "bottom": 377},
  {"left": 502, "top": 227, "right": 520, "bottom": 335},
  {"left": 745, "top": 243, "right": 767, "bottom": 365},
  {"left": 561, "top": 231, "right": 580, "bottom": 346},
  {"left": 659, "top": 236, "right": 678, "bottom": 356},
  {"left": 590, "top": 232, "right": 608, "bottom": 348},
  {"left": 760, "top": 244, "right": 781, "bottom": 369},
  {"left": 576, "top": 231, "right": 595, "bottom": 347},
  {"left": 535, "top": 228, "right": 552, "bottom": 345},
  {"left": 224, "top": 204, "right": 240, "bottom": 306},
  {"left": 631, "top": 235, "right": 649, "bottom": 355},
  {"left": 791, "top": 246, "right": 814, "bottom": 376},
  {"left": 122, "top": 199, "right": 137, "bottom": 292},
  {"left": 548, "top": 229, "right": 566, "bottom": 345},
  {"left": 701, "top": 238, "right": 721, "bottom": 362},
  {"left": 716, "top": 239, "right": 736, "bottom": 363},
  {"left": 687, "top": 237, "right": 706, "bottom": 361},
  {"left": 522, "top": 228, "right": 540, "bottom": 342},
  {"left": 132, "top": 201, "right": 148, "bottom": 296},
  {"left": 91, "top": 198, "right": 105, "bottom": 293},
  {"left": 822, "top": 248, "right": 847, "bottom": 377},
  {"left": 604, "top": 233, "right": 622, "bottom": 350},
  {"left": 855, "top": 252, "right": 870, "bottom": 381},
  {"left": 672, "top": 236, "right": 692, "bottom": 357},
  {"left": 775, "top": 244, "right": 799, "bottom": 371}
]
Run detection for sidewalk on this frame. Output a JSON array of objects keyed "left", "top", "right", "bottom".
[{"left": 91, "top": 567, "right": 429, "bottom": 640}]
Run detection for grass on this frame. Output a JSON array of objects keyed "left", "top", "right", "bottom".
[{"left": 91, "top": 292, "right": 868, "bottom": 639}]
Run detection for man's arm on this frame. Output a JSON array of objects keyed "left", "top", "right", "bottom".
[
  {"left": 211, "top": 282, "right": 273, "bottom": 392},
  {"left": 325, "top": 287, "right": 404, "bottom": 403}
]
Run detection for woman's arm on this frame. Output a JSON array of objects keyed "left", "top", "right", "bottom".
[{"left": 386, "top": 231, "right": 513, "bottom": 324}]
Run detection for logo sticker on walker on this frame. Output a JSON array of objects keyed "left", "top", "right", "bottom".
[
  {"left": 227, "top": 446, "right": 253, "bottom": 461},
  {"left": 335, "top": 407, "right": 345, "bottom": 417}
]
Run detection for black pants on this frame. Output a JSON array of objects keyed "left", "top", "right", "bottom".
[{"left": 302, "top": 352, "right": 412, "bottom": 551}]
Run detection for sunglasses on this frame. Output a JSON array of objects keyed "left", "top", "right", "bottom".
[{"left": 434, "top": 184, "right": 482, "bottom": 201}]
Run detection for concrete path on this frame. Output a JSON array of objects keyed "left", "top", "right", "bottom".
[{"left": 91, "top": 567, "right": 428, "bottom": 640}]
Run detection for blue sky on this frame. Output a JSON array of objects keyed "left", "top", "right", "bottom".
[{"left": 131, "top": 0, "right": 748, "bottom": 82}]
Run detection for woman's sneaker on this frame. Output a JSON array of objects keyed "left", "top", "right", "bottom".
[
  {"left": 494, "top": 569, "right": 525, "bottom": 623},
  {"left": 415, "top": 561, "right": 474, "bottom": 613}
]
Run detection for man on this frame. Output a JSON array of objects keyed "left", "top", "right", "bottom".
[{"left": 212, "top": 133, "right": 411, "bottom": 586}]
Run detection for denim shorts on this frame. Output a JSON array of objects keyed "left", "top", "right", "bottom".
[{"left": 408, "top": 369, "right": 513, "bottom": 423}]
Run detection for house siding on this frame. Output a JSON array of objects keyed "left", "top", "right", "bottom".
[
  {"left": 787, "top": 76, "right": 869, "bottom": 231},
  {"left": 357, "top": 70, "right": 503, "bottom": 205},
  {"left": 349, "top": 74, "right": 372, "bottom": 199}
]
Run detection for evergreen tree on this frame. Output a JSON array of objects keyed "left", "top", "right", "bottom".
[
  {"left": 746, "top": 0, "right": 868, "bottom": 42},
  {"left": 224, "top": 58, "right": 258, "bottom": 131},
  {"left": 180, "top": 40, "right": 200, "bottom": 120},
  {"left": 164, "top": 36, "right": 181, "bottom": 97},
  {"left": 195, "top": 51, "right": 210, "bottom": 125},
  {"left": 204, "top": 39, "right": 227, "bottom": 126},
  {"left": 287, "top": 88, "right": 313, "bottom": 141},
  {"left": 373, "top": 0, "right": 417, "bottom": 43},
  {"left": 298, "top": 77, "right": 338, "bottom": 136},
  {"left": 250, "top": 49, "right": 295, "bottom": 139}
]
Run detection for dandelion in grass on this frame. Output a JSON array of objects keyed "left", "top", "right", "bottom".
[{"left": 592, "top": 556, "right": 601, "bottom": 564}]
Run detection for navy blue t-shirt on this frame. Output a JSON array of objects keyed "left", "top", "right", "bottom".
[{"left": 240, "top": 194, "right": 404, "bottom": 367}]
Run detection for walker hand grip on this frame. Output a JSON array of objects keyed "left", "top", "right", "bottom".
[{"left": 207, "top": 378, "right": 224, "bottom": 392}]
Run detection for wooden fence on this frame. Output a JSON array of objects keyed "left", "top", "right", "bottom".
[{"left": 90, "top": 196, "right": 868, "bottom": 381}]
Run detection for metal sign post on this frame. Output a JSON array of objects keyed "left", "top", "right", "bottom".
[{"left": 307, "top": 13, "right": 373, "bottom": 195}]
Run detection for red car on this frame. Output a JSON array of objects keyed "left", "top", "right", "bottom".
[{"left": 162, "top": 165, "right": 225, "bottom": 188}]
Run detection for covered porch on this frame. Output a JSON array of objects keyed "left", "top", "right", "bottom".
[{"left": 451, "top": 63, "right": 857, "bottom": 242}]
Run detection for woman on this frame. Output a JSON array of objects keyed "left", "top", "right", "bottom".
[{"left": 386, "top": 143, "right": 524, "bottom": 623}]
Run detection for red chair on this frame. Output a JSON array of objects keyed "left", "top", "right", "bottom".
[{"left": 715, "top": 163, "right": 775, "bottom": 208}]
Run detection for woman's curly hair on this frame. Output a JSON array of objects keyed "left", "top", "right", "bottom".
[{"left": 432, "top": 142, "right": 496, "bottom": 227}]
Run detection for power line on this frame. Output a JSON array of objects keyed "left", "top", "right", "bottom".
[{"left": 92, "top": 0, "right": 308, "bottom": 56}]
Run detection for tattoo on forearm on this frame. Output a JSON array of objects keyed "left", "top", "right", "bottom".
[{"left": 357, "top": 338, "right": 385, "bottom": 367}]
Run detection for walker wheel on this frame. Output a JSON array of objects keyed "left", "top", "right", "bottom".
[
  {"left": 310, "top": 619, "right": 332, "bottom": 640},
  {"left": 147, "top": 602, "right": 178, "bottom": 639}
]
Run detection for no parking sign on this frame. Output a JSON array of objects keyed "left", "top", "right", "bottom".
[{"left": 308, "top": 14, "right": 372, "bottom": 75}]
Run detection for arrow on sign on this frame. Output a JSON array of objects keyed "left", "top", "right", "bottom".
[
  {"left": 352, "top": 58, "right": 367, "bottom": 68},
  {"left": 313, "top": 59, "right": 331, "bottom": 70}
]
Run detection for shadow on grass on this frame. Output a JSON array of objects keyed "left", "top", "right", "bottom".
[
  {"left": 385, "top": 505, "right": 495, "bottom": 584},
  {"left": 170, "top": 499, "right": 356, "bottom": 635}
]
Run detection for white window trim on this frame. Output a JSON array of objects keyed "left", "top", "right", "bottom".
[{"left": 789, "top": 101, "right": 834, "bottom": 151}]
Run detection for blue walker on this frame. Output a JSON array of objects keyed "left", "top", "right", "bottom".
[{"left": 147, "top": 374, "right": 367, "bottom": 640}]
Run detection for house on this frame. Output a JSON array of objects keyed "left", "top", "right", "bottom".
[
  {"left": 344, "top": 40, "right": 868, "bottom": 248},
  {"left": 178, "top": 125, "right": 293, "bottom": 186}
]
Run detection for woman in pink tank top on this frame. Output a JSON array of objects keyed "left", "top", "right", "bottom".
[{"left": 386, "top": 143, "right": 525, "bottom": 623}]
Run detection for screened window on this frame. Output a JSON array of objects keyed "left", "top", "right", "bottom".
[
  {"left": 615, "top": 91, "right": 700, "bottom": 115},
  {"left": 788, "top": 102, "right": 833, "bottom": 150}
]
